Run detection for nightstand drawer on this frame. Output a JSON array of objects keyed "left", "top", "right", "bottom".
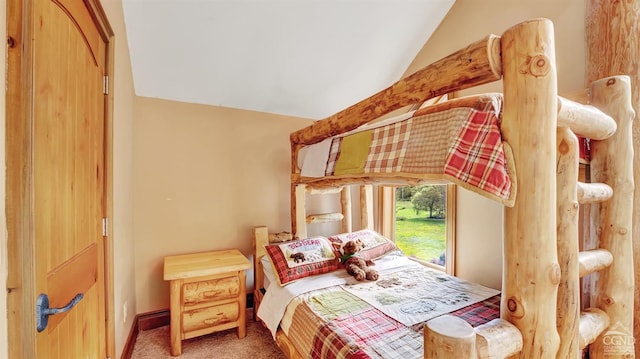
[
  {"left": 182, "top": 302, "right": 239, "bottom": 333},
  {"left": 182, "top": 276, "right": 239, "bottom": 305}
]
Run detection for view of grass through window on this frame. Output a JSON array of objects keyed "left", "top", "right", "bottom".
[{"left": 395, "top": 185, "right": 447, "bottom": 266}]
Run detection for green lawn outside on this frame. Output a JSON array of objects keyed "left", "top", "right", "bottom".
[{"left": 395, "top": 200, "right": 446, "bottom": 263}]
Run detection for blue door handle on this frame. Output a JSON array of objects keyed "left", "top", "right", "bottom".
[{"left": 36, "top": 293, "right": 84, "bottom": 332}]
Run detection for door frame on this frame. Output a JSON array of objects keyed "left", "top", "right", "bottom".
[{"left": 5, "top": 0, "right": 115, "bottom": 357}]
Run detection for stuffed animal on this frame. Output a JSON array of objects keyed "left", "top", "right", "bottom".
[{"left": 340, "top": 239, "right": 379, "bottom": 281}]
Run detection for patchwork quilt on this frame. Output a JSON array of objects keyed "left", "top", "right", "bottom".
[
  {"left": 279, "top": 266, "right": 500, "bottom": 359},
  {"left": 299, "top": 94, "right": 515, "bottom": 206}
]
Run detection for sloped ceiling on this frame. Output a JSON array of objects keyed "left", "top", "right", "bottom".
[{"left": 122, "top": 0, "right": 455, "bottom": 120}]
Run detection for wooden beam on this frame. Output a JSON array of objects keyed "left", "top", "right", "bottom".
[
  {"left": 292, "top": 173, "right": 447, "bottom": 188},
  {"left": 290, "top": 35, "right": 502, "bottom": 146},
  {"left": 576, "top": 182, "right": 613, "bottom": 203},
  {"left": 306, "top": 187, "right": 342, "bottom": 195},
  {"left": 557, "top": 96, "right": 616, "bottom": 140},
  {"left": 578, "top": 249, "right": 613, "bottom": 278},
  {"left": 474, "top": 319, "right": 523, "bottom": 358},
  {"left": 306, "top": 212, "right": 344, "bottom": 224},
  {"left": 579, "top": 308, "right": 610, "bottom": 350}
]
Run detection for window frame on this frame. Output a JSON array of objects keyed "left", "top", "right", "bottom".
[{"left": 377, "top": 183, "right": 456, "bottom": 275}]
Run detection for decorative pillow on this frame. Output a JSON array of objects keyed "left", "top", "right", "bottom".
[
  {"left": 329, "top": 229, "right": 398, "bottom": 260},
  {"left": 264, "top": 236, "right": 339, "bottom": 286}
]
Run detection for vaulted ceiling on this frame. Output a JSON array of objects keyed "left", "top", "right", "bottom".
[{"left": 122, "top": 0, "right": 456, "bottom": 119}]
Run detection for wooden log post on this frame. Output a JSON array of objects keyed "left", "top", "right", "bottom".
[
  {"left": 293, "top": 184, "right": 307, "bottom": 239},
  {"left": 585, "top": 2, "right": 640, "bottom": 354},
  {"left": 252, "top": 226, "right": 268, "bottom": 294},
  {"left": 360, "top": 185, "right": 373, "bottom": 230},
  {"left": 588, "top": 76, "right": 635, "bottom": 358},
  {"left": 424, "top": 315, "right": 477, "bottom": 359},
  {"left": 557, "top": 96, "right": 617, "bottom": 140},
  {"left": 500, "top": 18, "right": 561, "bottom": 358},
  {"left": 253, "top": 226, "right": 269, "bottom": 321},
  {"left": 556, "top": 127, "right": 581, "bottom": 359},
  {"left": 340, "top": 186, "right": 352, "bottom": 233}
]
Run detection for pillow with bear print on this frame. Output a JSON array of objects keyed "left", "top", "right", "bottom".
[{"left": 264, "top": 236, "right": 339, "bottom": 286}]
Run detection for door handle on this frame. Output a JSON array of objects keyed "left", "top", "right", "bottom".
[{"left": 36, "top": 293, "right": 84, "bottom": 332}]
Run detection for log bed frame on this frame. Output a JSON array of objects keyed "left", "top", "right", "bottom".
[{"left": 253, "top": 18, "right": 636, "bottom": 358}]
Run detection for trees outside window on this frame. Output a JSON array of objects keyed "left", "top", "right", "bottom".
[
  {"left": 410, "top": 185, "right": 446, "bottom": 218},
  {"left": 393, "top": 184, "right": 455, "bottom": 273}
]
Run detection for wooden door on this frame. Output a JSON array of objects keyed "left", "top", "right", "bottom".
[{"left": 6, "top": 0, "right": 113, "bottom": 357}]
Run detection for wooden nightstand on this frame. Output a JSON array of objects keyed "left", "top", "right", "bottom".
[{"left": 163, "top": 249, "right": 252, "bottom": 356}]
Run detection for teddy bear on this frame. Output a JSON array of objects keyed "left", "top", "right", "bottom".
[{"left": 339, "top": 239, "right": 379, "bottom": 281}]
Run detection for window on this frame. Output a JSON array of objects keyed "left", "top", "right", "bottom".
[{"left": 378, "top": 184, "right": 456, "bottom": 274}]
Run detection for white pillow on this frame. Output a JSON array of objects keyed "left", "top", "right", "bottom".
[{"left": 261, "top": 255, "right": 277, "bottom": 290}]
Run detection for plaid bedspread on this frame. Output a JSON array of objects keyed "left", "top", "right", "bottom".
[
  {"left": 311, "top": 94, "right": 514, "bottom": 206},
  {"left": 283, "top": 287, "right": 500, "bottom": 359}
]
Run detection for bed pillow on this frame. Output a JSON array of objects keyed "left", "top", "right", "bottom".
[
  {"left": 329, "top": 229, "right": 398, "bottom": 260},
  {"left": 260, "top": 255, "right": 277, "bottom": 290},
  {"left": 264, "top": 236, "right": 339, "bottom": 286}
]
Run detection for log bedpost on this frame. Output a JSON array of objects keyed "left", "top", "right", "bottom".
[
  {"left": 360, "top": 185, "right": 373, "bottom": 230},
  {"left": 293, "top": 184, "right": 306, "bottom": 239},
  {"left": 340, "top": 186, "right": 352, "bottom": 233},
  {"left": 424, "top": 315, "right": 477, "bottom": 359},
  {"left": 556, "top": 127, "right": 581, "bottom": 358},
  {"left": 500, "top": 18, "right": 560, "bottom": 358},
  {"left": 253, "top": 226, "right": 268, "bottom": 321},
  {"left": 588, "top": 76, "right": 635, "bottom": 358}
]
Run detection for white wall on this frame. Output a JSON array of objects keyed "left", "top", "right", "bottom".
[
  {"left": 407, "top": 0, "right": 586, "bottom": 95},
  {"left": 100, "top": 1, "right": 138, "bottom": 356},
  {"left": 132, "top": 97, "right": 311, "bottom": 313},
  {"left": 455, "top": 188, "right": 504, "bottom": 289},
  {"left": 408, "top": 0, "right": 586, "bottom": 289}
]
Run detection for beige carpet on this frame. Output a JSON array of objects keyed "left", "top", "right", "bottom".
[{"left": 131, "top": 310, "right": 286, "bottom": 358}]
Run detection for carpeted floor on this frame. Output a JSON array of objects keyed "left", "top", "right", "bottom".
[{"left": 131, "top": 310, "right": 286, "bottom": 358}]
